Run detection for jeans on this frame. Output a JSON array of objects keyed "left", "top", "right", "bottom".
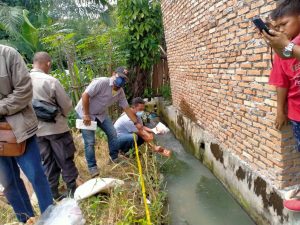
[
  {"left": 0, "top": 136, "right": 53, "bottom": 223},
  {"left": 291, "top": 120, "right": 300, "bottom": 151},
  {"left": 80, "top": 116, "right": 119, "bottom": 169},
  {"left": 118, "top": 133, "right": 145, "bottom": 154}
]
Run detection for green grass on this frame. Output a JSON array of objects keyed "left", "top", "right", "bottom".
[
  {"left": 0, "top": 132, "right": 169, "bottom": 225},
  {"left": 74, "top": 135, "right": 169, "bottom": 225}
]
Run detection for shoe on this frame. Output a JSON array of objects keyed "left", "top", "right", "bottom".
[
  {"left": 51, "top": 187, "right": 66, "bottom": 201},
  {"left": 108, "top": 157, "right": 125, "bottom": 165},
  {"left": 66, "top": 181, "right": 77, "bottom": 198},
  {"left": 89, "top": 167, "right": 99, "bottom": 178},
  {"left": 119, "top": 151, "right": 130, "bottom": 159}
]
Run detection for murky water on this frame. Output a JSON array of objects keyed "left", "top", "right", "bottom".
[{"left": 156, "top": 132, "right": 256, "bottom": 225}]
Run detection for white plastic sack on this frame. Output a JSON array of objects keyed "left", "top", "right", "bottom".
[
  {"left": 151, "top": 122, "right": 170, "bottom": 134},
  {"left": 35, "top": 198, "right": 85, "bottom": 225},
  {"left": 74, "top": 178, "right": 124, "bottom": 201}
]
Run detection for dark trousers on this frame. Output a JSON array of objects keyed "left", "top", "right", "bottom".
[
  {"left": 36, "top": 131, "right": 78, "bottom": 189},
  {"left": 118, "top": 133, "right": 145, "bottom": 154}
]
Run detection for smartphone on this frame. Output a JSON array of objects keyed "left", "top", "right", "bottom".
[{"left": 252, "top": 16, "right": 273, "bottom": 36}]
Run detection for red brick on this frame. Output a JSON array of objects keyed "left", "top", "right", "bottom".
[{"left": 161, "top": 0, "right": 297, "bottom": 188}]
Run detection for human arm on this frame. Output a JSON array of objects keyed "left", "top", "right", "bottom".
[
  {"left": 275, "top": 87, "right": 289, "bottom": 130},
  {"left": 268, "top": 54, "right": 290, "bottom": 130},
  {"left": 292, "top": 46, "right": 300, "bottom": 61},
  {"left": 137, "top": 128, "right": 154, "bottom": 142},
  {"left": 123, "top": 106, "right": 143, "bottom": 130},
  {"left": 0, "top": 49, "right": 32, "bottom": 116},
  {"left": 143, "top": 126, "right": 154, "bottom": 133},
  {"left": 82, "top": 92, "right": 91, "bottom": 126},
  {"left": 262, "top": 30, "right": 300, "bottom": 60}
]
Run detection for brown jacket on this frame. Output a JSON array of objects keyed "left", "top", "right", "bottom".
[
  {"left": 30, "top": 69, "right": 72, "bottom": 136},
  {"left": 0, "top": 45, "right": 38, "bottom": 143}
]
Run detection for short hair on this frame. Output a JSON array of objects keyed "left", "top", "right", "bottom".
[
  {"left": 132, "top": 97, "right": 145, "bottom": 106},
  {"left": 33, "top": 52, "right": 51, "bottom": 64},
  {"left": 271, "top": 0, "right": 300, "bottom": 20}
]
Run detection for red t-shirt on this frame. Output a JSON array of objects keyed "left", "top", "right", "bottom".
[{"left": 269, "top": 35, "right": 300, "bottom": 122}]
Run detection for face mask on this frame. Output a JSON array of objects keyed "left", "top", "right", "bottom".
[
  {"left": 113, "top": 76, "right": 126, "bottom": 88},
  {"left": 136, "top": 111, "right": 144, "bottom": 118}
]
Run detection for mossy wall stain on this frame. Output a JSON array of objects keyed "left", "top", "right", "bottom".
[
  {"left": 210, "top": 143, "right": 224, "bottom": 164},
  {"left": 236, "top": 167, "right": 246, "bottom": 181},
  {"left": 269, "top": 192, "right": 285, "bottom": 220},
  {"left": 179, "top": 99, "right": 197, "bottom": 123},
  {"left": 247, "top": 173, "right": 252, "bottom": 190},
  {"left": 254, "top": 177, "right": 268, "bottom": 208},
  {"left": 177, "top": 114, "right": 184, "bottom": 129},
  {"left": 254, "top": 176, "right": 285, "bottom": 223}
]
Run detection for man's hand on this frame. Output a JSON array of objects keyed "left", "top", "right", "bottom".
[
  {"left": 275, "top": 112, "right": 289, "bottom": 130},
  {"left": 137, "top": 128, "right": 154, "bottom": 142},
  {"left": 135, "top": 123, "right": 143, "bottom": 130},
  {"left": 83, "top": 115, "right": 92, "bottom": 126},
  {"left": 262, "top": 30, "right": 290, "bottom": 57}
]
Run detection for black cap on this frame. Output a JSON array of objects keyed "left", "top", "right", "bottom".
[{"left": 115, "top": 67, "right": 128, "bottom": 79}]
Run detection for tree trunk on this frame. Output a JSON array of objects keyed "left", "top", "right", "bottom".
[
  {"left": 64, "top": 47, "right": 80, "bottom": 104},
  {"left": 133, "top": 66, "right": 149, "bottom": 98}
]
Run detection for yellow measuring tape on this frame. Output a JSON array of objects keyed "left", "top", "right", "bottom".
[{"left": 133, "top": 134, "right": 152, "bottom": 225}]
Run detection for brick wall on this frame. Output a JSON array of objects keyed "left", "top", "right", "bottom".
[{"left": 161, "top": 0, "right": 298, "bottom": 189}]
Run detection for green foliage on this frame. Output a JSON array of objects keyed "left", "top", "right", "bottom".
[
  {"left": 0, "top": 3, "right": 24, "bottom": 36},
  {"left": 40, "top": 10, "right": 129, "bottom": 105},
  {"left": 160, "top": 84, "right": 172, "bottom": 100},
  {"left": 143, "top": 87, "right": 153, "bottom": 99},
  {"left": 67, "top": 110, "right": 77, "bottom": 128},
  {"left": 117, "top": 0, "right": 164, "bottom": 98},
  {"left": 0, "top": 0, "right": 165, "bottom": 102},
  {"left": 42, "top": 0, "right": 112, "bottom": 25},
  {"left": 118, "top": 0, "right": 163, "bottom": 70},
  {"left": 0, "top": 3, "right": 40, "bottom": 60},
  {"left": 76, "top": 23, "right": 129, "bottom": 76}
]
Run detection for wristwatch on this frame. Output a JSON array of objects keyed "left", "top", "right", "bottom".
[{"left": 283, "top": 42, "right": 295, "bottom": 58}]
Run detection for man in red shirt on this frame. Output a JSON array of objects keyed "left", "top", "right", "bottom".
[{"left": 269, "top": 1, "right": 300, "bottom": 153}]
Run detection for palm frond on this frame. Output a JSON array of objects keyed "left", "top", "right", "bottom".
[{"left": 0, "top": 3, "right": 24, "bottom": 37}]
